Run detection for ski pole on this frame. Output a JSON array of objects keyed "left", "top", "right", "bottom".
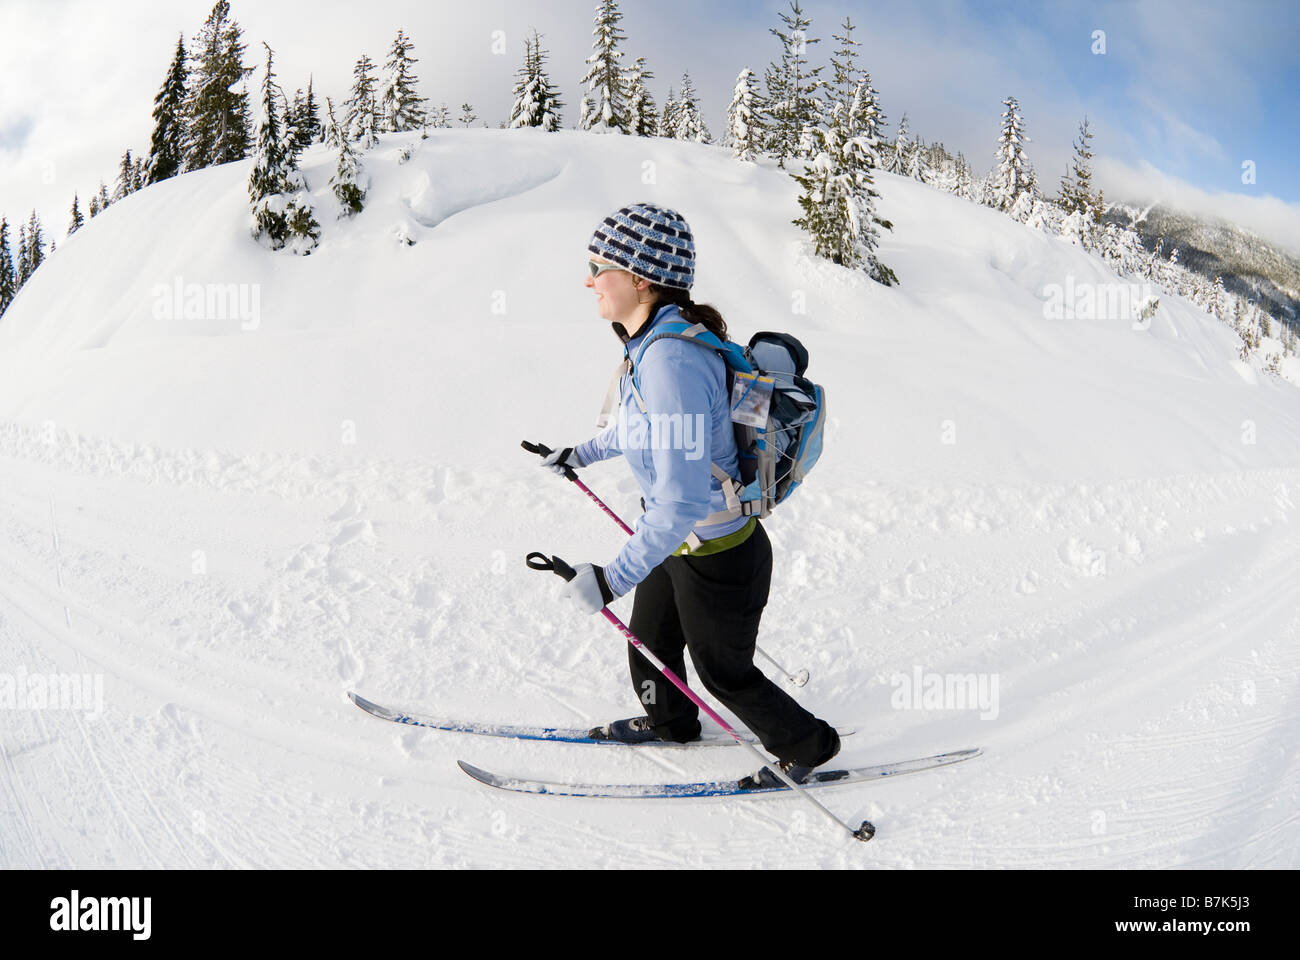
[
  {"left": 523, "top": 440, "right": 809, "bottom": 687},
  {"left": 522, "top": 440, "right": 636, "bottom": 536},
  {"left": 526, "top": 551, "right": 874, "bottom": 844}
]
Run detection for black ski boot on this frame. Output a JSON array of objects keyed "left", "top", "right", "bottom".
[
  {"left": 739, "top": 728, "right": 841, "bottom": 790},
  {"left": 585, "top": 716, "right": 661, "bottom": 744}
]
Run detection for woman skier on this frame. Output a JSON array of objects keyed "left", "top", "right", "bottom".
[{"left": 540, "top": 202, "right": 840, "bottom": 786}]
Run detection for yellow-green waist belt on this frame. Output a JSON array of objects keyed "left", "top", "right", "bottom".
[{"left": 672, "top": 517, "right": 757, "bottom": 557}]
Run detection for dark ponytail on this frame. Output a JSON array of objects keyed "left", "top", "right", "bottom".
[{"left": 650, "top": 284, "right": 728, "bottom": 341}]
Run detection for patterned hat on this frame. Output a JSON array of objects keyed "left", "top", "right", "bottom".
[{"left": 588, "top": 203, "right": 695, "bottom": 290}]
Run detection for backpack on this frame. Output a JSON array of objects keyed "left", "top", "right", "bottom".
[{"left": 624, "top": 319, "right": 826, "bottom": 531}]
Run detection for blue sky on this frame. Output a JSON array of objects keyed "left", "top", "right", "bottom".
[{"left": 2, "top": 0, "right": 1298, "bottom": 251}]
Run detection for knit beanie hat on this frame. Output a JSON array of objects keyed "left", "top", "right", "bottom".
[{"left": 588, "top": 202, "right": 695, "bottom": 290}]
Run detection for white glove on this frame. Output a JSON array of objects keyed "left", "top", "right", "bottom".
[
  {"left": 540, "top": 446, "right": 585, "bottom": 476},
  {"left": 554, "top": 563, "right": 617, "bottom": 615}
]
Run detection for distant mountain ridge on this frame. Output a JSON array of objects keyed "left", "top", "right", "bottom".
[{"left": 1104, "top": 201, "right": 1300, "bottom": 329}]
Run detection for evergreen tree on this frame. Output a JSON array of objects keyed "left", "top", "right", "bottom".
[
  {"left": 93, "top": 180, "right": 110, "bottom": 217},
  {"left": 624, "top": 57, "right": 657, "bottom": 137},
  {"left": 112, "top": 149, "right": 137, "bottom": 201},
  {"left": 248, "top": 43, "right": 319, "bottom": 254},
  {"left": 380, "top": 29, "right": 428, "bottom": 132},
  {"left": 847, "top": 63, "right": 886, "bottom": 154},
  {"left": 1208, "top": 275, "right": 1225, "bottom": 320},
  {"left": 184, "top": 0, "right": 253, "bottom": 168},
  {"left": 989, "top": 95, "right": 1033, "bottom": 212},
  {"left": 509, "top": 30, "right": 564, "bottom": 131},
  {"left": 672, "top": 71, "right": 711, "bottom": 143},
  {"left": 954, "top": 152, "right": 972, "bottom": 198},
  {"left": 146, "top": 33, "right": 189, "bottom": 184},
  {"left": 827, "top": 16, "right": 861, "bottom": 118},
  {"left": 67, "top": 195, "right": 84, "bottom": 237},
  {"left": 764, "top": 0, "right": 824, "bottom": 168},
  {"left": 792, "top": 76, "right": 895, "bottom": 285},
  {"left": 1059, "top": 116, "right": 1097, "bottom": 220},
  {"left": 24, "top": 211, "right": 45, "bottom": 278},
  {"left": 296, "top": 76, "right": 322, "bottom": 146},
  {"left": 15, "top": 224, "right": 29, "bottom": 287},
  {"left": 0, "top": 218, "right": 15, "bottom": 316},
  {"left": 658, "top": 87, "right": 678, "bottom": 137},
  {"left": 905, "top": 134, "right": 929, "bottom": 182},
  {"left": 324, "top": 96, "right": 366, "bottom": 216},
  {"left": 281, "top": 91, "right": 306, "bottom": 169},
  {"left": 289, "top": 87, "right": 306, "bottom": 142},
  {"left": 884, "top": 113, "right": 910, "bottom": 175},
  {"left": 345, "top": 54, "right": 380, "bottom": 146},
  {"left": 578, "top": 0, "right": 629, "bottom": 133},
  {"left": 432, "top": 103, "right": 452, "bottom": 128},
  {"left": 726, "top": 68, "right": 764, "bottom": 161},
  {"left": 459, "top": 103, "right": 477, "bottom": 126}
]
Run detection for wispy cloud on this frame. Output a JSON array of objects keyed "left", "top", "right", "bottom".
[{"left": 1096, "top": 155, "right": 1300, "bottom": 256}]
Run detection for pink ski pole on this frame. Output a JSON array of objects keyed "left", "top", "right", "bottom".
[
  {"left": 522, "top": 440, "right": 810, "bottom": 686},
  {"left": 526, "top": 551, "right": 874, "bottom": 844},
  {"left": 522, "top": 440, "right": 635, "bottom": 536}
]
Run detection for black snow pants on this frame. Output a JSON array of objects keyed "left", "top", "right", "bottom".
[{"left": 626, "top": 520, "right": 839, "bottom": 766}]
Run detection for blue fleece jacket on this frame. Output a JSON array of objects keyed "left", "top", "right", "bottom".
[{"left": 576, "top": 304, "right": 749, "bottom": 597}]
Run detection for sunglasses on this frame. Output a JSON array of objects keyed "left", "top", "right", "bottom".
[{"left": 588, "top": 260, "right": 627, "bottom": 278}]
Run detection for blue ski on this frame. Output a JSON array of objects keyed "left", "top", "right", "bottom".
[
  {"left": 350, "top": 691, "right": 787, "bottom": 747},
  {"left": 456, "top": 748, "right": 982, "bottom": 799}
]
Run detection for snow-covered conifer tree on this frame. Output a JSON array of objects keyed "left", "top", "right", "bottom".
[
  {"left": 67, "top": 196, "right": 84, "bottom": 237},
  {"left": 509, "top": 31, "right": 564, "bottom": 131},
  {"left": 672, "top": 72, "right": 711, "bottom": 143},
  {"left": 380, "top": 30, "right": 428, "bottom": 132},
  {"left": 989, "top": 95, "right": 1033, "bottom": 213},
  {"left": 23, "top": 211, "right": 45, "bottom": 278},
  {"left": 658, "top": 87, "right": 678, "bottom": 137},
  {"left": 764, "top": 0, "right": 824, "bottom": 167},
  {"left": 146, "top": 33, "right": 188, "bottom": 184},
  {"left": 0, "top": 218, "right": 15, "bottom": 316},
  {"left": 184, "top": 1, "right": 252, "bottom": 169},
  {"left": 884, "top": 113, "right": 910, "bottom": 175},
  {"left": 295, "top": 76, "right": 321, "bottom": 148},
  {"left": 324, "top": 96, "right": 366, "bottom": 217},
  {"left": 905, "top": 135, "right": 929, "bottom": 182},
  {"left": 624, "top": 57, "right": 657, "bottom": 137},
  {"left": 112, "top": 150, "right": 137, "bottom": 201},
  {"left": 248, "top": 43, "right": 319, "bottom": 254},
  {"left": 578, "top": 0, "right": 629, "bottom": 133},
  {"left": 345, "top": 54, "right": 380, "bottom": 147},
  {"left": 726, "top": 68, "right": 763, "bottom": 161},
  {"left": 792, "top": 77, "right": 895, "bottom": 285},
  {"left": 15, "top": 224, "right": 29, "bottom": 287}
]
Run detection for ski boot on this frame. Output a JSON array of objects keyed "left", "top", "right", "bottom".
[
  {"left": 739, "top": 728, "right": 841, "bottom": 790},
  {"left": 585, "top": 716, "right": 661, "bottom": 744}
]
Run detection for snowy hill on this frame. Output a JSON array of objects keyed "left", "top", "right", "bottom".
[{"left": 1, "top": 130, "right": 1298, "bottom": 867}]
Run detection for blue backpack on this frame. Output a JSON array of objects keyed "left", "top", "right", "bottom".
[{"left": 625, "top": 319, "right": 826, "bottom": 529}]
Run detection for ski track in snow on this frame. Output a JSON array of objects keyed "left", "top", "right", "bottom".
[{"left": 2, "top": 420, "right": 1298, "bottom": 867}]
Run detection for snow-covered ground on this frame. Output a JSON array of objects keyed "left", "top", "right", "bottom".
[{"left": 1, "top": 130, "right": 1297, "bottom": 867}]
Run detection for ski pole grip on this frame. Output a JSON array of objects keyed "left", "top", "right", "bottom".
[
  {"left": 521, "top": 440, "right": 578, "bottom": 482},
  {"left": 525, "top": 552, "right": 577, "bottom": 582}
]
